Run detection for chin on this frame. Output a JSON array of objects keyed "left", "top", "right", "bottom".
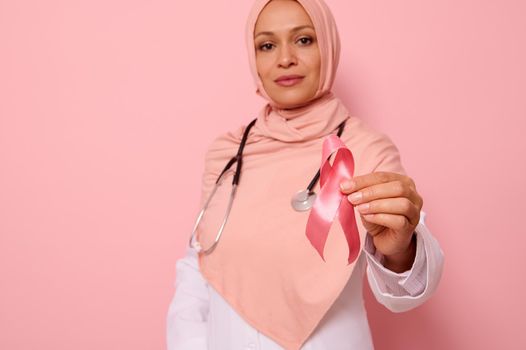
[
  {"left": 268, "top": 89, "right": 310, "bottom": 106},
  {"left": 273, "top": 94, "right": 316, "bottom": 109}
]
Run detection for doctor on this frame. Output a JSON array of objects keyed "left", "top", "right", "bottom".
[{"left": 167, "top": 0, "right": 444, "bottom": 349}]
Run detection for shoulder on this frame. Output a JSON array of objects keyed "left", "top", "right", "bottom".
[
  {"left": 341, "top": 116, "right": 406, "bottom": 176},
  {"left": 340, "top": 116, "right": 395, "bottom": 150},
  {"left": 202, "top": 123, "right": 248, "bottom": 175}
]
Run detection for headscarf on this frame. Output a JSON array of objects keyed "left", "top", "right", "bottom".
[{"left": 194, "top": 0, "right": 406, "bottom": 348}]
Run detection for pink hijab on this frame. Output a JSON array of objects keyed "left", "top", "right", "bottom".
[{"left": 195, "top": 0, "right": 405, "bottom": 348}]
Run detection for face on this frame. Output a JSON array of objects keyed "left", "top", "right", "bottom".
[{"left": 254, "top": 0, "right": 321, "bottom": 109}]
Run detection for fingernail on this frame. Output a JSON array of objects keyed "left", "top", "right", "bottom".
[
  {"left": 340, "top": 180, "right": 355, "bottom": 191},
  {"left": 348, "top": 192, "right": 362, "bottom": 203}
]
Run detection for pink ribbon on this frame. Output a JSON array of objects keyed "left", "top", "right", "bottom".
[{"left": 306, "top": 134, "right": 360, "bottom": 265}]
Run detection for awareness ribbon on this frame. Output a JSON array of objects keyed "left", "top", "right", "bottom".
[{"left": 305, "top": 134, "right": 360, "bottom": 265}]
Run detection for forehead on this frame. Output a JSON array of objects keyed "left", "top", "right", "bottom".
[{"left": 254, "top": 0, "right": 313, "bottom": 34}]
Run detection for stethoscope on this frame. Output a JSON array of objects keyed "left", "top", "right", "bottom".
[{"left": 188, "top": 117, "right": 346, "bottom": 254}]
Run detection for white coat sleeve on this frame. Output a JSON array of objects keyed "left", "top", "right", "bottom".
[
  {"left": 363, "top": 210, "right": 444, "bottom": 312},
  {"left": 166, "top": 245, "right": 209, "bottom": 350}
]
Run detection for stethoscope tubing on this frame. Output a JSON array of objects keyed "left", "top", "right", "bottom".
[{"left": 189, "top": 117, "right": 346, "bottom": 254}]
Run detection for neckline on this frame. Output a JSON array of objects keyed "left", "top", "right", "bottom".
[{"left": 252, "top": 93, "right": 350, "bottom": 143}]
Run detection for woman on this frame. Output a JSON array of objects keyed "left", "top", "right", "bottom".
[{"left": 167, "top": 0, "right": 444, "bottom": 349}]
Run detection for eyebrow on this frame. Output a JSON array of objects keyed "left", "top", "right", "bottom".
[{"left": 254, "top": 25, "right": 315, "bottom": 39}]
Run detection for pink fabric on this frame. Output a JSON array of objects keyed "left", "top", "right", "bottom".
[
  {"left": 305, "top": 134, "right": 361, "bottom": 265},
  {"left": 196, "top": 115, "right": 413, "bottom": 349}
]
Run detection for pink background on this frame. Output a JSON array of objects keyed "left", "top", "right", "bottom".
[{"left": 1, "top": 0, "right": 524, "bottom": 349}]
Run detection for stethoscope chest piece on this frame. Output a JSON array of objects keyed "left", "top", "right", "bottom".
[{"left": 291, "top": 189, "right": 317, "bottom": 212}]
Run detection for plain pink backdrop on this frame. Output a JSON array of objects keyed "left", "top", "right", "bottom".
[{"left": 1, "top": 0, "right": 525, "bottom": 349}]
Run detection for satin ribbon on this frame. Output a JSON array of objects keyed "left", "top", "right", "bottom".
[{"left": 306, "top": 134, "right": 360, "bottom": 265}]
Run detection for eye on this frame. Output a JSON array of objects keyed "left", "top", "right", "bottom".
[
  {"left": 258, "top": 42, "right": 274, "bottom": 51},
  {"left": 297, "top": 36, "right": 313, "bottom": 45}
]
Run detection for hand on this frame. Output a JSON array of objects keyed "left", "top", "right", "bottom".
[{"left": 340, "top": 172, "right": 423, "bottom": 272}]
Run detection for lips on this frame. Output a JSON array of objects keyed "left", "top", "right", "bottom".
[{"left": 274, "top": 75, "right": 304, "bottom": 87}]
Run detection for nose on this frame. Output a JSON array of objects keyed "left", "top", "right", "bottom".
[{"left": 278, "top": 44, "right": 297, "bottom": 68}]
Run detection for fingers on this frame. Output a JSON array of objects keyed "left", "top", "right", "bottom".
[
  {"left": 361, "top": 213, "right": 411, "bottom": 236},
  {"left": 356, "top": 198, "right": 420, "bottom": 227},
  {"left": 346, "top": 180, "right": 422, "bottom": 209},
  {"left": 340, "top": 172, "right": 409, "bottom": 193}
]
